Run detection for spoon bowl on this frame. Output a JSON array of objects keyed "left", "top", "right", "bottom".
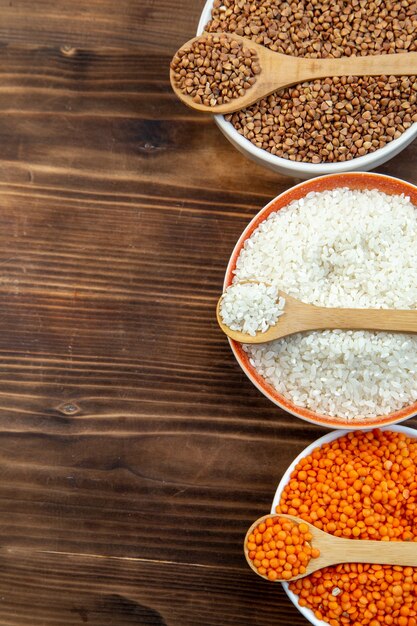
[
  {"left": 171, "top": 33, "right": 417, "bottom": 114},
  {"left": 245, "top": 513, "right": 417, "bottom": 582},
  {"left": 217, "top": 285, "right": 417, "bottom": 344}
]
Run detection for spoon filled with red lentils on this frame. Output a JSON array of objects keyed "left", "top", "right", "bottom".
[
  {"left": 170, "top": 32, "right": 417, "bottom": 114},
  {"left": 244, "top": 514, "right": 417, "bottom": 582}
]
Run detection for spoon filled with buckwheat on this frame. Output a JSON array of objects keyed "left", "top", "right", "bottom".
[{"left": 170, "top": 32, "right": 417, "bottom": 114}]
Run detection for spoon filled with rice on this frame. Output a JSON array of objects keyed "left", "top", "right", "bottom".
[{"left": 217, "top": 281, "right": 417, "bottom": 344}]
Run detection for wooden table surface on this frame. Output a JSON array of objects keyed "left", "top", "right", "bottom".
[{"left": 0, "top": 1, "right": 416, "bottom": 625}]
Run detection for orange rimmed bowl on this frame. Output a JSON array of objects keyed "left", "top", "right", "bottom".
[{"left": 223, "top": 172, "right": 417, "bottom": 429}]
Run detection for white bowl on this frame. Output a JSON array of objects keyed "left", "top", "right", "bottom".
[
  {"left": 270, "top": 424, "right": 417, "bottom": 626},
  {"left": 196, "top": 0, "right": 417, "bottom": 179}
]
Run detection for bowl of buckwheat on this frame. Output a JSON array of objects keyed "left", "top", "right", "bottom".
[{"left": 197, "top": 0, "right": 417, "bottom": 178}]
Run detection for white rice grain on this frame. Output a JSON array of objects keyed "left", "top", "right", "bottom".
[
  {"left": 233, "top": 187, "right": 417, "bottom": 420},
  {"left": 220, "top": 282, "right": 285, "bottom": 336}
]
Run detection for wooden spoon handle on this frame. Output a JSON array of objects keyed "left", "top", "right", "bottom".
[
  {"left": 327, "top": 536, "right": 417, "bottom": 568},
  {"left": 310, "top": 307, "right": 417, "bottom": 334},
  {"left": 299, "top": 52, "right": 417, "bottom": 82}
]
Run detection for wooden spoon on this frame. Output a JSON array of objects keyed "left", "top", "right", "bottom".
[
  {"left": 216, "top": 288, "right": 417, "bottom": 344},
  {"left": 171, "top": 33, "right": 417, "bottom": 114},
  {"left": 244, "top": 514, "right": 417, "bottom": 582}
]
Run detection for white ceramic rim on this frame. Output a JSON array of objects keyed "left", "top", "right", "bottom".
[
  {"left": 196, "top": 0, "right": 417, "bottom": 175},
  {"left": 270, "top": 423, "right": 417, "bottom": 626},
  {"left": 222, "top": 171, "right": 417, "bottom": 429}
]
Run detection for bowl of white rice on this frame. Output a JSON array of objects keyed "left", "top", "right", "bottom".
[{"left": 224, "top": 172, "right": 417, "bottom": 428}]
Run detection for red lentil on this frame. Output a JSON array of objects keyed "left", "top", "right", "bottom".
[
  {"left": 246, "top": 516, "right": 320, "bottom": 581},
  {"left": 276, "top": 429, "right": 417, "bottom": 626}
]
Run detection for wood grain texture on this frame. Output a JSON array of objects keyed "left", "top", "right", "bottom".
[
  {"left": 0, "top": 0, "right": 202, "bottom": 52},
  {"left": 0, "top": 549, "right": 308, "bottom": 625},
  {"left": 0, "top": 2, "right": 415, "bottom": 625}
]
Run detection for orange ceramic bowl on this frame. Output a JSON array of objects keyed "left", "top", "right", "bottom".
[{"left": 224, "top": 172, "right": 417, "bottom": 429}]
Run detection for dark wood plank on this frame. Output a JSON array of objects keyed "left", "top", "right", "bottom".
[
  {"left": 0, "top": 427, "right": 324, "bottom": 559},
  {"left": 0, "top": 549, "right": 310, "bottom": 625},
  {"left": 0, "top": 0, "right": 203, "bottom": 51}
]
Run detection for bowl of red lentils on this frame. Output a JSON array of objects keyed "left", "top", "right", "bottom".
[
  {"left": 270, "top": 425, "right": 417, "bottom": 626},
  {"left": 197, "top": 0, "right": 417, "bottom": 178}
]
